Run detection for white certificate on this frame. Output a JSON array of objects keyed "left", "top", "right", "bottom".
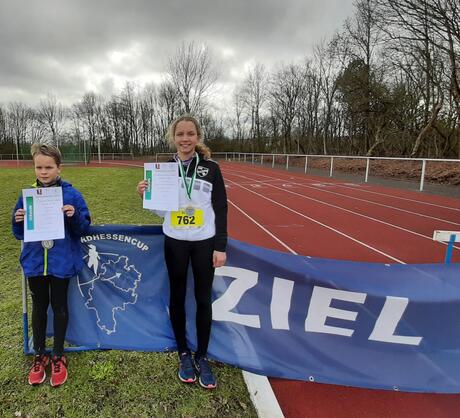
[
  {"left": 143, "top": 162, "right": 179, "bottom": 211},
  {"left": 22, "top": 187, "right": 65, "bottom": 242}
]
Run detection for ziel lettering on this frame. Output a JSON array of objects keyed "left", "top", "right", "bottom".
[{"left": 212, "top": 266, "right": 422, "bottom": 346}]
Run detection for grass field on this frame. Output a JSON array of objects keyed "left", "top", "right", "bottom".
[{"left": 0, "top": 166, "right": 256, "bottom": 418}]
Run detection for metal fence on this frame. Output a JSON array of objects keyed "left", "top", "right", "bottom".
[
  {"left": 0, "top": 153, "right": 90, "bottom": 163},
  {"left": 2, "top": 151, "right": 459, "bottom": 193},
  {"left": 211, "top": 152, "right": 460, "bottom": 193}
]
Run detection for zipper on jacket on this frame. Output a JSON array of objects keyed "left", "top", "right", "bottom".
[{"left": 43, "top": 247, "right": 48, "bottom": 276}]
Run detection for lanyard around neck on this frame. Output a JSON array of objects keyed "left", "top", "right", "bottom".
[{"left": 178, "top": 153, "right": 199, "bottom": 200}]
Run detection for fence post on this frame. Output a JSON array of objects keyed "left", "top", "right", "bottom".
[
  {"left": 420, "top": 159, "right": 426, "bottom": 191},
  {"left": 365, "top": 158, "right": 370, "bottom": 183},
  {"left": 329, "top": 157, "right": 334, "bottom": 177},
  {"left": 304, "top": 156, "right": 308, "bottom": 173},
  {"left": 286, "top": 155, "right": 289, "bottom": 170},
  {"left": 272, "top": 154, "right": 275, "bottom": 168}
]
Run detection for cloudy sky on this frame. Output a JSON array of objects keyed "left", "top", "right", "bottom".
[{"left": 0, "top": 0, "right": 355, "bottom": 109}]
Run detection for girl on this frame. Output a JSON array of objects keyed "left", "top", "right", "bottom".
[{"left": 137, "top": 115, "right": 227, "bottom": 389}]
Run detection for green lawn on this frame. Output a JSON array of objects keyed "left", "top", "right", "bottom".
[{"left": 0, "top": 166, "right": 256, "bottom": 418}]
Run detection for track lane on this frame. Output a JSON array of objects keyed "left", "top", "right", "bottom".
[
  {"left": 223, "top": 165, "right": 460, "bottom": 224},
  {"left": 223, "top": 172, "right": 459, "bottom": 264},
  {"left": 226, "top": 177, "right": 403, "bottom": 263}
]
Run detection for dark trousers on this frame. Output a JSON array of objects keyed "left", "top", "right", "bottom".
[
  {"left": 28, "top": 276, "right": 70, "bottom": 356},
  {"left": 164, "top": 236, "right": 215, "bottom": 359}
]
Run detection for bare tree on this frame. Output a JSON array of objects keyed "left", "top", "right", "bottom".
[
  {"left": 268, "top": 63, "right": 308, "bottom": 153},
  {"left": 240, "top": 63, "right": 267, "bottom": 149},
  {"left": 231, "top": 86, "right": 249, "bottom": 144},
  {"left": 314, "top": 41, "right": 343, "bottom": 154},
  {"left": 332, "top": 0, "right": 384, "bottom": 153},
  {"left": 167, "top": 41, "right": 219, "bottom": 114},
  {"left": 74, "top": 92, "right": 99, "bottom": 152},
  {"left": 8, "top": 102, "right": 30, "bottom": 158},
  {"left": 375, "top": 0, "right": 457, "bottom": 156},
  {"left": 28, "top": 109, "right": 47, "bottom": 144},
  {"left": 37, "top": 94, "right": 66, "bottom": 147}
]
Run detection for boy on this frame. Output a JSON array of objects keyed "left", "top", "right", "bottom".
[{"left": 12, "top": 144, "right": 91, "bottom": 387}]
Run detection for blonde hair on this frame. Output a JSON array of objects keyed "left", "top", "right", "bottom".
[
  {"left": 31, "top": 143, "right": 62, "bottom": 166},
  {"left": 168, "top": 115, "right": 211, "bottom": 159}
]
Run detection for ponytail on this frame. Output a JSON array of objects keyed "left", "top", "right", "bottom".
[{"left": 195, "top": 142, "right": 211, "bottom": 159}]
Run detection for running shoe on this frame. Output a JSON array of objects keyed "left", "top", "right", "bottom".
[
  {"left": 178, "top": 351, "right": 197, "bottom": 383},
  {"left": 28, "top": 354, "right": 49, "bottom": 385},
  {"left": 50, "top": 355, "right": 68, "bottom": 387},
  {"left": 195, "top": 357, "right": 217, "bottom": 389}
]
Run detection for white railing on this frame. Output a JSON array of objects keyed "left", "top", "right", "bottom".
[
  {"left": 3, "top": 151, "right": 458, "bottom": 193},
  {"left": 0, "top": 153, "right": 89, "bottom": 162},
  {"left": 0, "top": 153, "right": 31, "bottom": 160},
  {"left": 212, "top": 152, "right": 460, "bottom": 192},
  {"left": 89, "top": 152, "right": 135, "bottom": 162}
]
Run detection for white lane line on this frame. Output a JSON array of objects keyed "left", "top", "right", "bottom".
[
  {"left": 226, "top": 178, "right": 405, "bottom": 264},
  {"left": 324, "top": 181, "right": 460, "bottom": 212},
  {"left": 226, "top": 173, "right": 460, "bottom": 251},
  {"left": 224, "top": 163, "right": 460, "bottom": 212},
  {"left": 224, "top": 170, "right": 460, "bottom": 227},
  {"left": 229, "top": 199, "right": 298, "bottom": 254}
]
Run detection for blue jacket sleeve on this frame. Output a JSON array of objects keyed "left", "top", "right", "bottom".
[
  {"left": 66, "top": 189, "right": 91, "bottom": 236},
  {"left": 12, "top": 195, "right": 24, "bottom": 240}
]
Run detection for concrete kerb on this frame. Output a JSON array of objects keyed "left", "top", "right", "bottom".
[{"left": 243, "top": 371, "right": 284, "bottom": 418}]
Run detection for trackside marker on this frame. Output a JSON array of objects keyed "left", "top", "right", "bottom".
[{"left": 433, "top": 230, "right": 459, "bottom": 263}]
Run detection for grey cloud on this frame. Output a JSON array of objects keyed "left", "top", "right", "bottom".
[{"left": 0, "top": 0, "right": 354, "bottom": 105}]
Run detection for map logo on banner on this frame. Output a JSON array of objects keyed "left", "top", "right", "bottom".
[{"left": 78, "top": 238, "right": 143, "bottom": 334}]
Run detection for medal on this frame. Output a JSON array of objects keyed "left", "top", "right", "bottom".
[
  {"left": 185, "top": 206, "right": 195, "bottom": 216},
  {"left": 41, "top": 240, "right": 54, "bottom": 249},
  {"left": 177, "top": 152, "right": 199, "bottom": 201}
]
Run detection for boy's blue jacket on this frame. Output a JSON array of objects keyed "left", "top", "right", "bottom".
[{"left": 12, "top": 179, "right": 91, "bottom": 279}]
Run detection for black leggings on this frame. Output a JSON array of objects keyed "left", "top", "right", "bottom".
[
  {"left": 28, "top": 276, "right": 70, "bottom": 356},
  {"left": 164, "top": 236, "right": 215, "bottom": 359}
]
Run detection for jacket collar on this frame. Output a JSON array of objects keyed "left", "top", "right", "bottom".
[{"left": 35, "top": 176, "right": 62, "bottom": 188}]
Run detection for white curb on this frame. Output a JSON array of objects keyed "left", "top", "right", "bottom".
[{"left": 243, "top": 371, "right": 284, "bottom": 418}]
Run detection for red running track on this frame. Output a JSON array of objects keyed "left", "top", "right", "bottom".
[{"left": 220, "top": 161, "right": 460, "bottom": 418}]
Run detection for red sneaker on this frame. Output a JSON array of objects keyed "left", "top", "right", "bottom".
[
  {"left": 28, "top": 354, "right": 49, "bottom": 385},
  {"left": 50, "top": 355, "right": 68, "bottom": 387}
]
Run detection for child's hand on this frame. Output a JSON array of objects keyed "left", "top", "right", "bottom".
[
  {"left": 14, "top": 208, "right": 25, "bottom": 223},
  {"left": 213, "top": 251, "right": 227, "bottom": 268},
  {"left": 137, "top": 180, "right": 149, "bottom": 197},
  {"left": 62, "top": 205, "right": 75, "bottom": 217}
]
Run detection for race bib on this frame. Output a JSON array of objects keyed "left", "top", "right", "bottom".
[{"left": 170, "top": 208, "right": 204, "bottom": 229}]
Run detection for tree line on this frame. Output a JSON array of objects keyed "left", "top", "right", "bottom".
[{"left": 1, "top": 0, "right": 459, "bottom": 159}]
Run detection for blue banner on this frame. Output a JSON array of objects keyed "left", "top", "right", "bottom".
[{"left": 55, "top": 225, "right": 460, "bottom": 393}]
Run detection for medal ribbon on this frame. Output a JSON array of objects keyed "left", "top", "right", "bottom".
[{"left": 178, "top": 152, "right": 199, "bottom": 200}]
